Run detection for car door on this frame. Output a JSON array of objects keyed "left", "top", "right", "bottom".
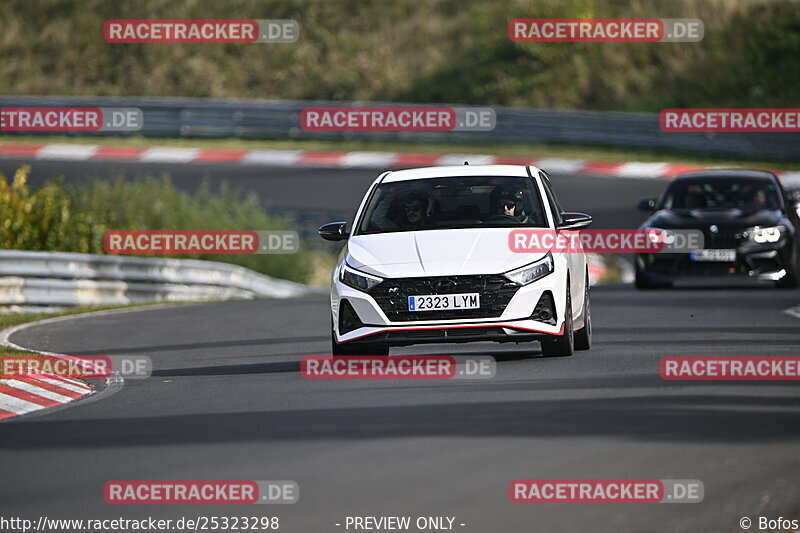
[{"left": 540, "top": 172, "right": 586, "bottom": 320}]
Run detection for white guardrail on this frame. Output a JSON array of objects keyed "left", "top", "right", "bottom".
[{"left": 0, "top": 250, "right": 317, "bottom": 311}]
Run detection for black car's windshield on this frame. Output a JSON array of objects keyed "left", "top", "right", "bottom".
[
  {"left": 661, "top": 178, "right": 782, "bottom": 211},
  {"left": 357, "top": 176, "right": 548, "bottom": 235}
]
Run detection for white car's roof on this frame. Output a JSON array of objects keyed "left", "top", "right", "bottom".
[{"left": 381, "top": 165, "right": 542, "bottom": 183}]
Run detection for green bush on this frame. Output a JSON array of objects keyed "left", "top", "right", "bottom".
[{"left": 0, "top": 166, "right": 323, "bottom": 284}]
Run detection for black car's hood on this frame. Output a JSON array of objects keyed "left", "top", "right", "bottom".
[{"left": 642, "top": 208, "right": 784, "bottom": 230}]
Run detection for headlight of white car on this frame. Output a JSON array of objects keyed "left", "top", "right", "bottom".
[
  {"left": 504, "top": 253, "right": 554, "bottom": 286},
  {"left": 340, "top": 263, "right": 383, "bottom": 291},
  {"left": 745, "top": 225, "right": 785, "bottom": 244}
]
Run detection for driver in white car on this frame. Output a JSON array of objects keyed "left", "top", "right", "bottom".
[{"left": 490, "top": 187, "right": 533, "bottom": 224}]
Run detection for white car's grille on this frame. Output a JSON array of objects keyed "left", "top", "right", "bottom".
[{"left": 367, "top": 275, "right": 519, "bottom": 322}]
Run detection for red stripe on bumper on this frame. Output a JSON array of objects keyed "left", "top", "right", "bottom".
[{"left": 341, "top": 321, "right": 564, "bottom": 343}]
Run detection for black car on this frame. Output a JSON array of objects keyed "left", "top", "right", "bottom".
[{"left": 635, "top": 170, "right": 800, "bottom": 289}]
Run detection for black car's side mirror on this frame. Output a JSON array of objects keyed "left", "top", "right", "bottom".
[
  {"left": 319, "top": 221, "right": 349, "bottom": 241},
  {"left": 785, "top": 191, "right": 800, "bottom": 213},
  {"left": 558, "top": 212, "right": 593, "bottom": 230},
  {"left": 638, "top": 198, "right": 657, "bottom": 212}
]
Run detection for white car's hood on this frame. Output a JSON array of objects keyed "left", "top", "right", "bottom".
[{"left": 346, "top": 229, "right": 547, "bottom": 277}]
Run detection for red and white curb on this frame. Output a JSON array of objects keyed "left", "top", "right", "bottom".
[
  {"left": 0, "top": 372, "right": 92, "bottom": 420},
  {"left": 0, "top": 305, "right": 192, "bottom": 421},
  {"left": 2, "top": 143, "right": 798, "bottom": 182},
  {"left": 0, "top": 313, "right": 114, "bottom": 421}
]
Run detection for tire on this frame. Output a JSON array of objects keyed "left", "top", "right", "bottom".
[
  {"left": 331, "top": 324, "right": 389, "bottom": 356},
  {"left": 541, "top": 283, "right": 574, "bottom": 357},
  {"left": 635, "top": 266, "right": 671, "bottom": 290},
  {"left": 634, "top": 268, "right": 651, "bottom": 289},
  {"left": 574, "top": 274, "right": 591, "bottom": 351}
]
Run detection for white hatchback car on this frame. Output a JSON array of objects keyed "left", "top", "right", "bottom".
[{"left": 319, "top": 165, "right": 593, "bottom": 357}]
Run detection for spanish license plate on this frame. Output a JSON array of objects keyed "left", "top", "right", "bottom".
[
  {"left": 690, "top": 249, "right": 736, "bottom": 262},
  {"left": 408, "top": 293, "right": 480, "bottom": 311}
]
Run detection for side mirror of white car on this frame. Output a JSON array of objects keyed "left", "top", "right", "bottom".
[{"left": 558, "top": 212, "right": 593, "bottom": 230}]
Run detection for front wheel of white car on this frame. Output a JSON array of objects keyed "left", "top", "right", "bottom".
[
  {"left": 574, "top": 274, "right": 591, "bottom": 351},
  {"left": 540, "top": 284, "right": 574, "bottom": 357},
  {"left": 331, "top": 322, "right": 389, "bottom": 356}
]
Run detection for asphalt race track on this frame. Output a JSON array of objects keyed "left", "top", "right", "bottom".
[
  {"left": 0, "top": 158, "right": 665, "bottom": 229},
  {"left": 2, "top": 158, "right": 800, "bottom": 532}
]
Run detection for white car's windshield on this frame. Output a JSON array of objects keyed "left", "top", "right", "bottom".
[{"left": 357, "top": 176, "right": 548, "bottom": 234}]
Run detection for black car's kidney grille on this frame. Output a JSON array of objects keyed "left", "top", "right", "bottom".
[
  {"left": 367, "top": 275, "right": 520, "bottom": 321},
  {"left": 704, "top": 229, "right": 742, "bottom": 249}
]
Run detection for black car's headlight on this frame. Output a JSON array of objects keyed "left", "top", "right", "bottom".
[
  {"left": 504, "top": 253, "right": 554, "bottom": 286},
  {"left": 744, "top": 225, "right": 785, "bottom": 244},
  {"left": 340, "top": 264, "right": 383, "bottom": 291}
]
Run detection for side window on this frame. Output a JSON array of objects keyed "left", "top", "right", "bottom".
[{"left": 539, "top": 172, "right": 562, "bottom": 225}]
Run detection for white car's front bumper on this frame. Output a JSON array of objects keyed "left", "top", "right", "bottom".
[{"left": 331, "top": 272, "right": 568, "bottom": 346}]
